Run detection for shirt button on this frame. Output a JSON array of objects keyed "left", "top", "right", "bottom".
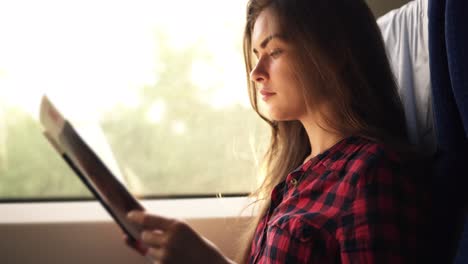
[{"left": 290, "top": 178, "right": 298, "bottom": 186}]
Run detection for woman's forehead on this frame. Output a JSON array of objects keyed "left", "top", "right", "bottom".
[{"left": 252, "top": 9, "right": 282, "bottom": 43}]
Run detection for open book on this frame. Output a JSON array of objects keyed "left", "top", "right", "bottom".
[{"left": 39, "top": 95, "right": 146, "bottom": 247}]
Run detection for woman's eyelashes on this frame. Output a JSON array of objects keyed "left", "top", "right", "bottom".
[
  {"left": 253, "top": 48, "right": 283, "bottom": 62},
  {"left": 269, "top": 49, "right": 283, "bottom": 58}
]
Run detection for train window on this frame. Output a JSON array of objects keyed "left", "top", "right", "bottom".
[{"left": 0, "top": 0, "right": 268, "bottom": 200}]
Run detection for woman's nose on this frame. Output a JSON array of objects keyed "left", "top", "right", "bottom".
[{"left": 250, "top": 60, "right": 268, "bottom": 84}]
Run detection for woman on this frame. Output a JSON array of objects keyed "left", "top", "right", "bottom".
[{"left": 126, "top": 0, "right": 430, "bottom": 263}]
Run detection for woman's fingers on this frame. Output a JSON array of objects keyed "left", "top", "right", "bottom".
[
  {"left": 127, "top": 210, "right": 175, "bottom": 231},
  {"left": 146, "top": 247, "right": 165, "bottom": 261},
  {"left": 125, "top": 211, "right": 228, "bottom": 263},
  {"left": 141, "top": 230, "right": 167, "bottom": 247},
  {"left": 123, "top": 235, "right": 148, "bottom": 256}
]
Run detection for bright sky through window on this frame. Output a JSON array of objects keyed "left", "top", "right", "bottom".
[
  {"left": 0, "top": 0, "right": 249, "bottom": 121},
  {"left": 0, "top": 0, "right": 265, "bottom": 199}
]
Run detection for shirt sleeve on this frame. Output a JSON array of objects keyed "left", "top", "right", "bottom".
[{"left": 337, "top": 156, "right": 426, "bottom": 264}]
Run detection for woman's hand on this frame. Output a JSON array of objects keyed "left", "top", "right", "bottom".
[{"left": 126, "top": 210, "right": 235, "bottom": 264}]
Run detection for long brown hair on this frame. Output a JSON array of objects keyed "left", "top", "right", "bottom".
[{"left": 237, "top": 0, "right": 409, "bottom": 262}]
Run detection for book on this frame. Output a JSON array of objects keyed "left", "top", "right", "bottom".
[{"left": 39, "top": 95, "right": 146, "bottom": 247}]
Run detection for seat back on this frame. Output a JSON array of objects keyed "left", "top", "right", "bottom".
[
  {"left": 379, "top": 0, "right": 468, "bottom": 261},
  {"left": 428, "top": 0, "right": 468, "bottom": 262}
]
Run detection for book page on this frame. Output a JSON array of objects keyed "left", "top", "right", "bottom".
[
  {"left": 39, "top": 95, "right": 145, "bottom": 243},
  {"left": 40, "top": 95, "right": 126, "bottom": 185}
]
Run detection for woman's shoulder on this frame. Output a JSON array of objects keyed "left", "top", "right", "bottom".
[
  {"left": 327, "top": 136, "right": 429, "bottom": 192},
  {"left": 325, "top": 136, "right": 400, "bottom": 175}
]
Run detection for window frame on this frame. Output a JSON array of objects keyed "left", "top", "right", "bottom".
[{"left": 0, "top": 196, "right": 256, "bottom": 263}]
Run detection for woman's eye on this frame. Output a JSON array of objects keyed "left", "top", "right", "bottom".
[{"left": 269, "top": 49, "right": 283, "bottom": 58}]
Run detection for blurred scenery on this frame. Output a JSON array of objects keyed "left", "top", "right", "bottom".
[{"left": 0, "top": 0, "right": 269, "bottom": 199}]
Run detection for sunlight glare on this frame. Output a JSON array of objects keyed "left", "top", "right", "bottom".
[
  {"left": 0, "top": 0, "right": 159, "bottom": 120},
  {"left": 171, "top": 120, "right": 186, "bottom": 135},
  {"left": 146, "top": 99, "right": 166, "bottom": 124},
  {"left": 0, "top": 0, "right": 249, "bottom": 120}
]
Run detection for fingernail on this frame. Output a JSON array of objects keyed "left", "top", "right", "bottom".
[
  {"left": 127, "top": 211, "right": 136, "bottom": 219},
  {"left": 141, "top": 231, "right": 150, "bottom": 241}
]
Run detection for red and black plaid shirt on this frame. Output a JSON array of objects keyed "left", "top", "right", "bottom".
[{"left": 248, "top": 136, "right": 428, "bottom": 263}]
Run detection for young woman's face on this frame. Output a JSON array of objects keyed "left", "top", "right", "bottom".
[{"left": 250, "top": 8, "right": 308, "bottom": 121}]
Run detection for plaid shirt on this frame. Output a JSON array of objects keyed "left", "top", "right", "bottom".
[{"left": 248, "top": 136, "right": 428, "bottom": 263}]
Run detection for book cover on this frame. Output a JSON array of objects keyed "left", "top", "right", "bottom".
[{"left": 39, "top": 95, "right": 146, "bottom": 246}]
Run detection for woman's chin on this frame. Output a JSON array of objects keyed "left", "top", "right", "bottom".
[{"left": 268, "top": 111, "right": 292, "bottom": 122}]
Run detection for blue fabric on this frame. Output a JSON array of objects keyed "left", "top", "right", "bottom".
[
  {"left": 446, "top": 0, "right": 468, "bottom": 263},
  {"left": 455, "top": 217, "right": 468, "bottom": 264},
  {"left": 429, "top": 0, "right": 468, "bottom": 262},
  {"left": 429, "top": 0, "right": 466, "bottom": 148},
  {"left": 445, "top": 0, "right": 468, "bottom": 136}
]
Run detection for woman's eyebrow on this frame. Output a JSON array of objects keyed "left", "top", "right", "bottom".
[{"left": 252, "top": 33, "right": 286, "bottom": 54}]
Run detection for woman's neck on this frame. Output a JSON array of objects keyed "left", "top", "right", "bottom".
[{"left": 300, "top": 116, "right": 345, "bottom": 163}]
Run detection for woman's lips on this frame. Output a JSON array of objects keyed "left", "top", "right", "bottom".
[{"left": 259, "top": 89, "right": 276, "bottom": 101}]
